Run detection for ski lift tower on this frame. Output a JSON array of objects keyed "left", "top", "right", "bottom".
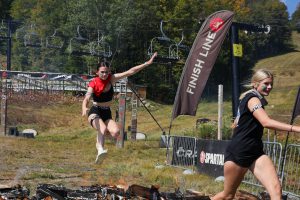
[{"left": 0, "top": 20, "right": 12, "bottom": 135}]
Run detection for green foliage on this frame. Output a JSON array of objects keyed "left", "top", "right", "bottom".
[
  {"left": 0, "top": 0, "right": 294, "bottom": 103},
  {"left": 193, "top": 119, "right": 232, "bottom": 140},
  {"left": 195, "top": 122, "right": 218, "bottom": 139},
  {"left": 0, "top": 0, "right": 13, "bottom": 18},
  {"left": 245, "top": 0, "right": 291, "bottom": 55}
]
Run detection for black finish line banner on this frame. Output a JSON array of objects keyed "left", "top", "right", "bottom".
[{"left": 171, "top": 10, "right": 234, "bottom": 119}]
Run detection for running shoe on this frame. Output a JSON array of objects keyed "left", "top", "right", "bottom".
[{"left": 95, "top": 149, "right": 107, "bottom": 164}]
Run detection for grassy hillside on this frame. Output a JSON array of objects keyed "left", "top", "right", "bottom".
[
  {"left": 253, "top": 31, "right": 300, "bottom": 134},
  {"left": 0, "top": 32, "right": 300, "bottom": 197}
]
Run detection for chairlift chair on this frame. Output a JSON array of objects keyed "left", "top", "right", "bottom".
[
  {"left": 147, "top": 20, "right": 180, "bottom": 64},
  {"left": 169, "top": 43, "right": 180, "bottom": 60},
  {"left": 67, "top": 25, "right": 91, "bottom": 56},
  {"left": 15, "top": 26, "right": 26, "bottom": 41},
  {"left": 23, "top": 24, "right": 42, "bottom": 47},
  {"left": 90, "top": 30, "right": 112, "bottom": 58},
  {"left": 46, "top": 29, "right": 64, "bottom": 49},
  {"left": 176, "top": 30, "right": 190, "bottom": 61}
]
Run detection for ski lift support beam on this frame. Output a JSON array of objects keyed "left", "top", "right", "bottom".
[
  {"left": 230, "top": 22, "right": 270, "bottom": 118},
  {"left": 0, "top": 19, "right": 22, "bottom": 71}
]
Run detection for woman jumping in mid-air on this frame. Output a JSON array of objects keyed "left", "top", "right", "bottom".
[{"left": 82, "top": 52, "right": 157, "bottom": 163}]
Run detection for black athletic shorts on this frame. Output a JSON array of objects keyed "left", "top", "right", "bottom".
[
  {"left": 224, "top": 150, "right": 264, "bottom": 168},
  {"left": 88, "top": 105, "right": 112, "bottom": 126}
]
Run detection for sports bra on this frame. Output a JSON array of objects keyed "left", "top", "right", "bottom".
[{"left": 92, "top": 84, "right": 114, "bottom": 103}]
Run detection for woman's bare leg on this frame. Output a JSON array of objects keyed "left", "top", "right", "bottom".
[
  {"left": 250, "top": 155, "right": 282, "bottom": 200},
  {"left": 106, "top": 119, "right": 120, "bottom": 139},
  {"left": 212, "top": 161, "right": 248, "bottom": 200},
  {"left": 88, "top": 115, "right": 108, "bottom": 163}
]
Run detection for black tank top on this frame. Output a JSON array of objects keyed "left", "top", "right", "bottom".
[
  {"left": 92, "top": 84, "right": 114, "bottom": 103},
  {"left": 226, "top": 90, "right": 268, "bottom": 158}
]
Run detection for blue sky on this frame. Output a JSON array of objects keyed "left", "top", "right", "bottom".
[{"left": 281, "top": 0, "right": 300, "bottom": 17}]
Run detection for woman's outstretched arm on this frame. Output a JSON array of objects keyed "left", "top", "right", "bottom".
[{"left": 112, "top": 52, "right": 157, "bottom": 83}]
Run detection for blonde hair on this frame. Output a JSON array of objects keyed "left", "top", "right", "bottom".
[
  {"left": 232, "top": 69, "right": 273, "bottom": 129},
  {"left": 239, "top": 69, "right": 273, "bottom": 100}
]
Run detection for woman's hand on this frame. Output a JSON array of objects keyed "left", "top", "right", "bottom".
[
  {"left": 145, "top": 52, "right": 157, "bottom": 65},
  {"left": 82, "top": 108, "right": 89, "bottom": 117},
  {"left": 292, "top": 125, "right": 300, "bottom": 132}
]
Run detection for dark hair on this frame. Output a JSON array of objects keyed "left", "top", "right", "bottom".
[{"left": 97, "top": 61, "right": 110, "bottom": 70}]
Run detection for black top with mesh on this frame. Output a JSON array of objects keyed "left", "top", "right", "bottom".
[{"left": 92, "top": 85, "right": 114, "bottom": 103}]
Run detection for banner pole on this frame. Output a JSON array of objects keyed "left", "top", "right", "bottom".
[
  {"left": 279, "top": 86, "right": 300, "bottom": 185},
  {"left": 217, "top": 84, "right": 223, "bottom": 140}
]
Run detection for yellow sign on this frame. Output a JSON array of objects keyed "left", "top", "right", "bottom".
[{"left": 233, "top": 43, "right": 243, "bottom": 57}]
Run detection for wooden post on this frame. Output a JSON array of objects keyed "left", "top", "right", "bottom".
[
  {"left": 218, "top": 84, "right": 223, "bottom": 140},
  {"left": 116, "top": 78, "right": 127, "bottom": 148},
  {"left": 131, "top": 91, "right": 137, "bottom": 140}
]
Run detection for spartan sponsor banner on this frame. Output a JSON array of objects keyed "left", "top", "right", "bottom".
[
  {"left": 291, "top": 87, "right": 300, "bottom": 122},
  {"left": 172, "top": 10, "right": 234, "bottom": 119},
  {"left": 171, "top": 136, "right": 197, "bottom": 166},
  {"left": 196, "top": 139, "right": 230, "bottom": 177}
]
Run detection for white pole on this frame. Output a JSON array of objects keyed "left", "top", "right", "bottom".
[
  {"left": 218, "top": 84, "right": 223, "bottom": 140},
  {"left": 1, "top": 78, "right": 8, "bottom": 135}
]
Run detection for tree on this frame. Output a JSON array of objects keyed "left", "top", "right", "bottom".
[
  {"left": 0, "top": 0, "right": 13, "bottom": 19},
  {"left": 291, "top": 3, "right": 300, "bottom": 32},
  {"left": 245, "top": 0, "right": 291, "bottom": 55}
]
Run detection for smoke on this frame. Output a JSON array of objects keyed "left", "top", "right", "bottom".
[{"left": 12, "top": 166, "right": 29, "bottom": 185}]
